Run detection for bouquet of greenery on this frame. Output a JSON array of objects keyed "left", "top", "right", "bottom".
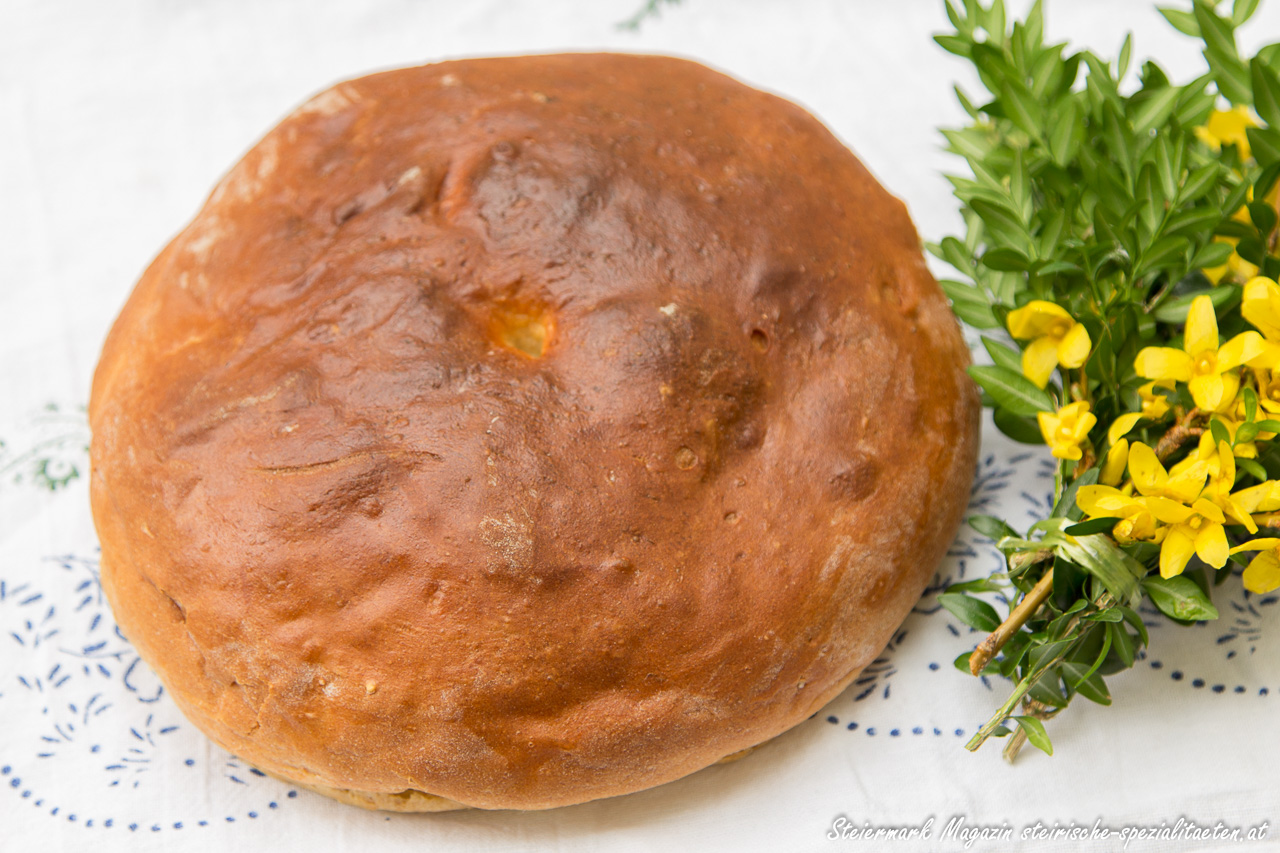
[{"left": 933, "top": 0, "right": 1280, "bottom": 759}]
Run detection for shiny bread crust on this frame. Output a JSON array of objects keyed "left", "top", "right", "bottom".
[{"left": 89, "top": 53, "right": 979, "bottom": 811}]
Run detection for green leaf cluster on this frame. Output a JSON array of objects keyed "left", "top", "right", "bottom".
[
  {"left": 933, "top": 0, "right": 1280, "bottom": 758},
  {"left": 930, "top": 0, "right": 1263, "bottom": 443}
]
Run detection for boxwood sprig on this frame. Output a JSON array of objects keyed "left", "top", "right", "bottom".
[{"left": 932, "top": 0, "right": 1280, "bottom": 760}]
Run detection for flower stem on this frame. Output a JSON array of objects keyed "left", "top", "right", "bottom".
[{"left": 969, "top": 569, "right": 1055, "bottom": 676}]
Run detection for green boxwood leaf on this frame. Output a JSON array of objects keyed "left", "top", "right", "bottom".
[
  {"left": 1010, "top": 715, "right": 1054, "bottom": 755},
  {"left": 1248, "top": 126, "right": 1280, "bottom": 166},
  {"left": 969, "top": 514, "right": 1020, "bottom": 541},
  {"left": 1107, "top": 619, "right": 1136, "bottom": 667},
  {"left": 1249, "top": 199, "right": 1278, "bottom": 236},
  {"left": 940, "top": 279, "right": 999, "bottom": 329},
  {"left": 1153, "top": 285, "right": 1236, "bottom": 324},
  {"left": 1210, "top": 417, "right": 1232, "bottom": 447},
  {"left": 982, "top": 247, "right": 1032, "bottom": 271},
  {"left": 968, "top": 365, "right": 1054, "bottom": 416},
  {"left": 1240, "top": 457, "right": 1269, "bottom": 481},
  {"left": 982, "top": 336, "right": 1023, "bottom": 372},
  {"left": 1158, "top": 6, "right": 1200, "bottom": 36},
  {"left": 1061, "top": 661, "right": 1113, "bottom": 705},
  {"left": 1142, "top": 574, "right": 1220, "bottom": 621},
  {"left": 1131, "top": 85, "right": 1182, "bottom": 134},
  {"left": 1252, "top": 56, "right": 1280, "bottom": 128},
  {"left": 1063, "top": 517, "right": 1121, "bottom": 535},
  {"left": 1027, "top": 672, "right": 1068, "bottom": 707},
  {"left": 993, "top": 408, "right": 1046, "bottom": 444},
  {"left": 1233, "top": 0, "right": 1262, "bottom": 27},
  {"left": 938, "top": 593, "right": 1002, "bottom": 632},
  {"left": 1189, "top": 240, "right": 1234, "bottom": 271}
]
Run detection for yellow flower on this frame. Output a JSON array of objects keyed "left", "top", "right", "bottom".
[
  {"left": 1194, "top": 106, "right": 1257, "bottom": 159},
  {"left": 1243, "top": 276, "right": 1280, "bottom": 337},
  {"left": 1195, "top": 438, "right": 1258, "bottom": 533},
  {"left": 1242, "top": 276, "right": 1280, "bottom": 370},
  {"left": 1006, "top": 300, "right": 1092, "bottom": 388},
  {"left": 1139, "top": 380, "right": 1173, "bottom": 420},
  {"left": 1234, "top": 479, "right": 1280, "bottom": 514},
  {"left": 1228, "top": 538, "right": 1280, "bottom": 594},
  {"left": 1108, "top": 412, "right": 1144, "bottom": 444},
  {"left": 1134, "top": 295, "right": 1264, "bottom": 411},
  {"left": 1075, "top": 485, "right": 1163, "bottom": 544},
  {"left": 1205, "top": 236, "right": 1261, "bottom": 286},
  {"left": 1120, "top": 440, "right": 1227, "bottom": 575},
  {"left": 1098, "top": 412, "right": 1145, "bottom": 486},
  {"left": 1128, "top": 441, "right": 1209, "bottom": 504},
  {"left": 1037, "top": 401, "right": 1096, "bottom": 460},
  {"left": 1100, "top": 438, "right": 1129, "bottom": 486},
  {"left": 1255, "top": 368, "right": 1280, "bottom": 413},
  {"left": 1152, "top": 497, "right": 1229, "bottom": 579}
]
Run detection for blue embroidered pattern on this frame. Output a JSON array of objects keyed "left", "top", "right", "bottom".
[
  {"left": 1, "top": 403, "right": 1276, "bottom": 831},
  {"left": 0, "top": 551, "right": 296, "bottom": 830}
]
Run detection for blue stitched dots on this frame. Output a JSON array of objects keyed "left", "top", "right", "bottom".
[
  {"left": 1171, "top": 670, "right": 1184, "bottom": 680},
  {"left": 890, "top": 729, "right": 900, "bottom": 737},
  {"left": 248, "top": 812, "right": 258, "bottom": 818},
  {"left": 1235, "top": 686, "right": 1246, "bottom": 693},
  {"left": 866, "top": 727, "right": 876, "bottom": 736},
  {"left": 955, "top": 728, "right": 965, "bottom": 736},
  {"left": 912, "top": 727, "right": 923, "bottom": 735},
  {"left": 185, "top": 759, "right": 194, "bottom": 766},
  {"left": 129, "top": 823, "right": 138, "bottom": 831},
  {"left": 826, "top": 715, "right": 838, "bottom": 724},
  {"left": 288, "top": 790, "right": 298, "bottom": 798},
  {"left": 1, "top": 766, "right": 9, "bottom": 774},
  {"left": 174, "top": 822, "right": 183, "bottom": 829},
  {"left": 1212, "top": 684, "right": 1225, "bottom": 693},
  {"left": 1263, "top": 688, "right": 1270, "bottom": 696},
  {"left": 1150, "top": 660, "right": 1163, "bottom": 669},
  {"left": 68, "top": 814, "right": 75, "bottom": 821},
  {"left": 1192, "top": 678, "right": 1205, "bottom": 688},
  {"left": 934, "top": 728, "right": 942, "bottom": 735},
  {"left": 105, "top": 819, "right": 112, "bottom": 827},
  {"left": 846, "top": 722, "right": 857, "bottom": 731},
  {"left": 198, "top": 821, "right": 208, "bottom": 826},
  {"left": 928, "top": 662, "right": 940, "bottom": 671},
  {"left": 151, "top": 825, "right": 160, "bottom": 832},
  {"left": 269, "top": 802, "right": 278, "bottom": 809},
  {"left": 226, "top": 816, "right": 235, "bottom": 822},
  {"left": 10, "top": 778, "right": 19, "bottom": 788}
]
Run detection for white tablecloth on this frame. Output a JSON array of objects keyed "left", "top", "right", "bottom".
[{"left": 3, "top": 1, "right": 1280, "bottom": 850}]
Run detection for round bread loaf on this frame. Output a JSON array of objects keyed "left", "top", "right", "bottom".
[{"left": 89, "top": 53, "right": 979, "bottom": 811}]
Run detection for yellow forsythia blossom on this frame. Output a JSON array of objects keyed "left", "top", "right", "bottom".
[
  {"left": 1076, "top": 485, "right": 1162, "bottom": 544},
  {"left": 1139, "top": 381, "right": 1173, "bottom": 419},
  {"left": 1100, "top": 438, "right": 1129, "bottom": 486},
  {"left": 1006, "top": 300, "right": 1092, "bottom": 388},
  {"left": 1194, "top": 106, "right": 1257, "bottom": 159},
  {"left": 1037, "top": 401, "right": 1096, "bottom": 461},
  {"left": 1242, "top": 276, "right": 1280, "bottom": 369},
  {"left": 1227, "top": 538, "right": 1280, "bottom": 594},
  {"left": 1127, "top": 442, "right": 1228, "bottom": 578},
  {"left": 1134, "top": 295, "right": 1263, "bottom": 411}
]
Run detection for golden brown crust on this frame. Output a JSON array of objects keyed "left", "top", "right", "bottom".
[{"left": 89, "top": 53, "right": 979, "bottom": 811}]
